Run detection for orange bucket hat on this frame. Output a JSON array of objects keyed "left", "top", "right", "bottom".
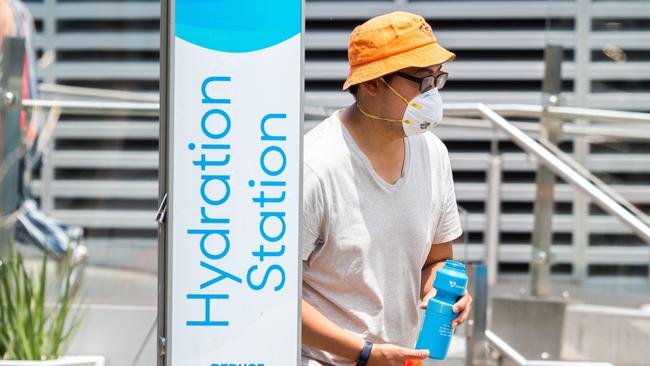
[{"left": 343, "top": 11, "right": 456, "bottom": 90}]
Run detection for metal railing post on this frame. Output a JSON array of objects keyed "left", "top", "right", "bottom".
[
  {"left": 0, "top": 37, "right": 25, "bottom": 249},
  {"left": 39, "top": 141, "right": 55, "bottom": 215},
  {"left": 531, "top": 45, "right": 564, "bottom": 297},
  {"left": 572, "top": 0, "right": 593, "bottom": 286},
  {"left": 486, "top": 136, "right": 501, "bottom": 288},
  {"left": 466, "top": 264, "right": 489, "bottom": 366}
]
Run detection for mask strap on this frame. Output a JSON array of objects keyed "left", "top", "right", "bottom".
[
  {"left": 380, "top": 77, "right": 423, "bottom": 110},
  {"left": 355, "top": 103, "right": 413, "bottom": 125}
]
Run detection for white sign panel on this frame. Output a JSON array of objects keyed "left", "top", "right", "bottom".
[{"left": 167, "top": 1, "right": 302, "bottom": 364}]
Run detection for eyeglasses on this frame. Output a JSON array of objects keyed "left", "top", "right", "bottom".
[{"left": 392, "top": 71, "right": 448, "bottom": 92}]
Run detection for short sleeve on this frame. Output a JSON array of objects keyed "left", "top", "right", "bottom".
[
  {"left": 302, "top": 163, "right": 326, "bottom": 262},
  {"left": 432, "top": 140, "right": 463, "bottom": 244}
]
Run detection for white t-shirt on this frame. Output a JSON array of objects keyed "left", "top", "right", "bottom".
[{"left": 301, "top": 112, "right": 462, "bottom": 366}]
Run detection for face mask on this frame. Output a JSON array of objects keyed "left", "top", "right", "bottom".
[{"left": 356, "top": 77, "right": 444, "bottom": 136}]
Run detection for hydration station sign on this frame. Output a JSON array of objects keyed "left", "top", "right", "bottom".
[{"left": 165, "top": 1, "right": 302, "bottom": 364}]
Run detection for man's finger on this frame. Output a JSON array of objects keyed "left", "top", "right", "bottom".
[
  {"left": 420, "top": 291, "right": 435, "bottom": 309},
  {"left": 452, "top": 300, "right": 473, "bottom": 327},
  {"left": 452, "top": 295, "right": 469, "bottom": 313},
  {"left": 452, "top": 308, "right": 469, "bottom": 328},
  {"left": 404, "top": 348, "right": 429, "bottom": 359}
]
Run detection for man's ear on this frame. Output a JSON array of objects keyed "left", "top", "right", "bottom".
[{"left": 360, "top": 78, "right": 381, "bottom": 97}]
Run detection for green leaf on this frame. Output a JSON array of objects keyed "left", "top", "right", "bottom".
[{"left": 0, "top": 246, "right": 83, "bottom": 360}]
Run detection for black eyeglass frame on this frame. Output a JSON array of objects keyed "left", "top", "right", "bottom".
[{"left": 392, "top": 71, "right": 448, "bottom": 92}]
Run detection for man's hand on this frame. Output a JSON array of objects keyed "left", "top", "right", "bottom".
[
  {"left": 366, "top": 343, "right": 428, "bottom": 366},
  {"left": 419, "top": 289, "right": 473, "bottom": 329}
]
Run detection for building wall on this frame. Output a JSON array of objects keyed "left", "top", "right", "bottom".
[{"left": 22, "top": 0, "right": 650, "bottom": 286}]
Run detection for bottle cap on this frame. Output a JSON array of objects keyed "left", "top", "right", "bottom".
[{"left": 444, "top": 259, "right": 465, "bottom": 271}]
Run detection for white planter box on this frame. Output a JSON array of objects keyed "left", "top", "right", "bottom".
[{"left": 0, "top": 356, "right": 104, "bottom": 366}]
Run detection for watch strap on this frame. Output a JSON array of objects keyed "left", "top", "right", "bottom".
[{"left": 355, "top": 340, "right": 373, "bottom": 366}]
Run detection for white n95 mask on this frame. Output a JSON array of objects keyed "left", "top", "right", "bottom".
[{"left": 356, "top": 77, "right": 444, "bottom": 136}]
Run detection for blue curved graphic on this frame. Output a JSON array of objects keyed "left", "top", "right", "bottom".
[{"left": 176, "top": 0, "right": 301, "bottom": 53}]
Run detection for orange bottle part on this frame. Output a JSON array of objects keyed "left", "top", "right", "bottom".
[{"left": 403, "top": 359, "right": 423, "bottom": 366}]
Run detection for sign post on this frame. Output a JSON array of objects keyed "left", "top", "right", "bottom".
[{"left": 159, "top": 1, "right": 303, "bottom": 365}]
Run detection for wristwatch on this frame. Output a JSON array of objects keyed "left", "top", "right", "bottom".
[{"left": 355, "top": 339, "right": 373, "bottom": 366}]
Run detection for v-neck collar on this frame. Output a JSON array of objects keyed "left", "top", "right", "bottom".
[{"left": 337, "top": 111, "right": 411, "bottom": 191}]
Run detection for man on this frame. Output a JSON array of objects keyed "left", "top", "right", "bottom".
[{"left": 301, "top": 12, "right": 472, "bottom": 366}]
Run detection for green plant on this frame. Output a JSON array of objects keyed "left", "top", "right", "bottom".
[{"left": 0, "top": 246, "right": 83, "bottom": 360}]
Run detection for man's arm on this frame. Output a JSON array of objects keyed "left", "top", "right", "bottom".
[
  {"left": 302, "top": 299, "right": 365, "bottom": 361},
  {"left": 302, "top": 299, "right": 429, "bottom": 365},
  {"left": 420, "top": 241, "right": 453, "bottom": 303}
]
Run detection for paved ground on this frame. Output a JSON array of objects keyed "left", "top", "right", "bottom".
[
  {"left": 21, "top": 256, "right": 649, "bottom": 365},
  {"left": 492, "top": 275, "right": 650, "bottom": 308}
]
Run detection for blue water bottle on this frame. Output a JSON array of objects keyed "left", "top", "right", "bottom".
[{"left": 415, "top": 259, "right": 468, "bottom": 360}]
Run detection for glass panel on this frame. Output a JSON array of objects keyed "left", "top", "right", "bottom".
[{"left": 1, "top": 1, "right": 159, "bottom": 364}]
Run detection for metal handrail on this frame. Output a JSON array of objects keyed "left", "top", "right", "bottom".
[
  {"left": 548, "top": 105, "right": 650, "bottom": 124},
  {"left": 540, "top": 139, "right": 650, "bottom": 226},
  {"left": 38, "top": 83, "right": 159, "bottom": 103},
  {"left": 21, "top": 99, "right": 159, "bottom": 117},
  {"left": 486, "top": 330, "right": 614, "bottom": 366},
  {"left": 442, "top": 103, "right": 650, "bottom": 124},
  {"left": 473, "top": 103, "right": 650, "bottom": 244},
  {"left": 562, "top": 123, "right": 650, "bottom": 141}
]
